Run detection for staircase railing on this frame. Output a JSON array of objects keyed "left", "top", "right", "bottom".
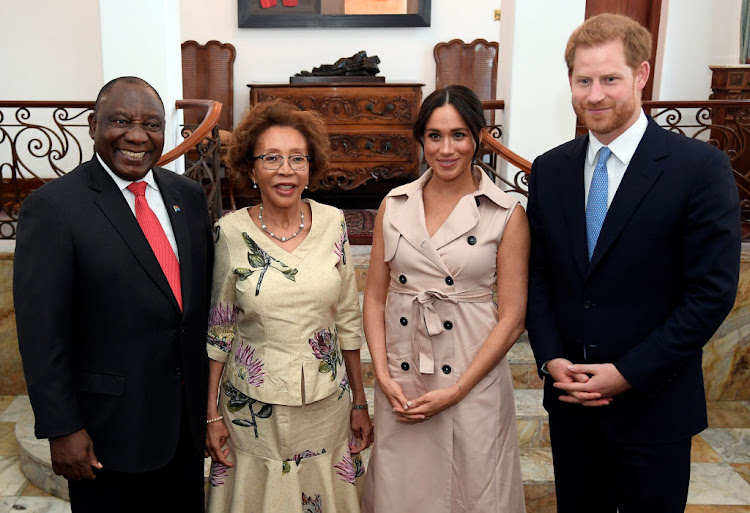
[
  {"left": 479, "top": 99, "right": 750, "bottom": 240},
  {"left": 0, "top": 99, "right": 223, "bottom": 238}
]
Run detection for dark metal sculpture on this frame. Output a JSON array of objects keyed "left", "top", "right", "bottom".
[{"left": 296, "top": 51, "right": 380, "bottom": 77}]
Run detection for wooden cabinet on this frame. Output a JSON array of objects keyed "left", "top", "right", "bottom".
[
  {"left": 710, "top": 65, "right": 750, "bottom": 100},
  {"left": 248, "top": 82, "right": 423, "bottom": 209}
]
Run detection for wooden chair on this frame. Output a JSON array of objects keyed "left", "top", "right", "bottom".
[
  {"left": 181, "top": 40, "right": 236, "bottom": 132},
  {"left": 433, "top": 38, "right": 499, "bottom": 125}
]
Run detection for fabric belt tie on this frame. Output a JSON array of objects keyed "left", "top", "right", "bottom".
[{"left": 390, "top": 285, "right": 493, "bottom": 374}]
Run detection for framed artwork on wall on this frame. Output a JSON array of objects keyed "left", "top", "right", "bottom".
[{"left": 238, "top": 0, "right": 431, "bottom": 28}]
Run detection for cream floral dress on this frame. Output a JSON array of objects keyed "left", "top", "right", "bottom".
[{"left": 206, "top": 199, "right": 364, "bottom": 513}]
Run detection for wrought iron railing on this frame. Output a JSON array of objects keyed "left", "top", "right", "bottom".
[
  {"left": 479, "top": 99, "right": 750, "bottom": 240},
  {"left": 0, "top": 99, "right": 223, "bottom": 238}
]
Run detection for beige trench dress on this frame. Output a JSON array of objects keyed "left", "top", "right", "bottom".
[{"left": 361, "top": 169, "right": 526, "bottom": 513}]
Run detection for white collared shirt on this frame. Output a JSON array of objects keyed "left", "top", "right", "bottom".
[
  {"left": 584, "top": 110, "right": 648, "bottom": 209},
  {"left": 97, "top": 153, "right": 180, "bottom": 259}
]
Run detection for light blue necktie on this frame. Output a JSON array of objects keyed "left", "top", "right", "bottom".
[{"left": 586, "top": 146, "right": 612, "bottom": 261}]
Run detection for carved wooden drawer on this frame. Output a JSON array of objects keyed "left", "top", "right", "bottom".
[{"left": 248, "top": 83, "right": 423, "bottom": 207}]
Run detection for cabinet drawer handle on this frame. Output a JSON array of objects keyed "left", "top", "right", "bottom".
[
  {"left": 365, "top": 103, "right": 396, "bottom": 116},
  {"left": 383, "top": 142, "right": 392, "bottom": 151},
  {"left": 297, "top": 104, "right": 305, "bottom": 111},
  {"left": 365, "top": 142, "right": 373, "bottom": 150}
]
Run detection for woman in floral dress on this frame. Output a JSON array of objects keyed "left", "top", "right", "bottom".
[{"left": 205, "top": 100, "right": 372, "bottom": 513}]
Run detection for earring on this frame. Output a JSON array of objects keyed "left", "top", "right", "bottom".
[
  {"left": 304, "top": 184, "right": 309, "bottom": 190},
  {"left": 253, "top": 182, "right": 258, "bottom": 189}
]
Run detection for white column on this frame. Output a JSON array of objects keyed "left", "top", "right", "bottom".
[
  {"left": 498, "top": 0, "right": 585, "bottom": 199},
  {"left": 98, "top": 0, "right": 184, "bottom": 173}
]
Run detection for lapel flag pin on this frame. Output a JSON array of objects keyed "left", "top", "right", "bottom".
[{"left": 173, "top": 205, "right": 181, "bottom": 212}]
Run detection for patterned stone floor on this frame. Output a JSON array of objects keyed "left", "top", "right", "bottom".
[{"left": 1, "top": 396, "right": 749, "bottom": 512}]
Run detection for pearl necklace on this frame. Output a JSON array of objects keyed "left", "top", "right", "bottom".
[{"left": 258, "top": 204, "right": 305, "bottom": 243}]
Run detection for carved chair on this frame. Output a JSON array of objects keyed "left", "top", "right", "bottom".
[
  {"left": 181, "top": 40, "right": 236, "bottom": 209},
  {"left": 433, "top": 38, "right": 499, "bottom": 125},
  {"left": 181, "top": 40, "right": 236, "bottom": 131}
]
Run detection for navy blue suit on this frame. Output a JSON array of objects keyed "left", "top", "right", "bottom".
[{"left": 526, "top": 117, "right": 740, "bottom": 512}]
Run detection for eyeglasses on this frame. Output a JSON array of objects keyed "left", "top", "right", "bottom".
[{"left": 251, "top": 153, "right": 311, "bottom": 171}]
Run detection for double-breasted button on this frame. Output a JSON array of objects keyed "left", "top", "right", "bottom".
[
  {"left": 583, "top": 300, "right": 593, "bottom": 309},
  {"left": 467, "top": 236, "right": 477, "bottom": 245},
  {"left": 443, "top": 320, "right": 453, "bottom": 330},
  {"left": 401, "top": 362, "right": 410, "bottom": 371},
  {"left": 400, "top": 317, "right": 408, "bottom": 326},
  {"left": 441, "top": 365, "right": 452, "bottom": 374},
  {"left": 445, "top": 276, "right": 454, "bottom": 286},
  {"left": 175, "top": 367, "right": 183, "bottom": 376},
  {"left": 399, "top": 274, "right": 407, "bottom": 284}
]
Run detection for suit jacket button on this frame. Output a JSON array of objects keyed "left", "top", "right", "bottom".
[
  {"left": 583, "top": 300, "right": 592, "bottom": 309},
  {"left": 400, "top": 317, "right": 408, "bottom": 326},
  {"left": 401, "top": 362, "right": 410, "bottom": 371},
  {"left": 175, "top": 367, "right": 182, "bottom": 376},
  {"left": 467, "top": 236, "right": 477, "bottom": 245},
  {"left": 445, "top": 276, "right": 454, "bottom": 286},
  {"left": 443, "top": 320, "right": 453, "bottom": 330},
  {"left": 441, "top": 364, "right": 452, "bottom": 374},
  {"left": 399, "top": 274, "right": 407, "bottom": 284}
]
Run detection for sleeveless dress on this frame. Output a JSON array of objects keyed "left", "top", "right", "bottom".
[{"left": 361, "top": 169, "right": 526, "bottom": 513}]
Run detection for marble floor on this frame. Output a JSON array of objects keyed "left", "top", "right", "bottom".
[{"left": 1, "top": 396, "right": 749, "bottom": 512}]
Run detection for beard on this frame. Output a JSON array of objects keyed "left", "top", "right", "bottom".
[{"left": 573, "top": 90, "right": 639, "bottom": 137}]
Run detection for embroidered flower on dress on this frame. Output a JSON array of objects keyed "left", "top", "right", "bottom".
[
  {"left": 282, "top": 449, "right": 326, "bottom": 474},
  {"left": 337, "top": 373, "right": 350, "bottom": 400},
  {"left": 234, "top": 233, "right": 298, "bottom": 296},
  {"left": 301, "top": 493, "right": 323, "bottom": 513},
  {"left": 334, "top": 448, "right": 365, "bottom": 485},
  {"left": 308, "top": 328, "right": 343, "bottom": 380},
  {"left": 207, "top": 303, "right": 238, "bottom": 353},
  {"left": 209, "top": 461, "right": 230, "bottom": 487},
  {"left": 223, "top": 380, "right": 273, "bottom": 438},
  {"left": 234, "top": 340, "right": 265, "bottom": 387},
  {"left": 334, "top": 214, "right": 349, "bottom": 265}
]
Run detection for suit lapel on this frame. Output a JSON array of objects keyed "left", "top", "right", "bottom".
[
  {"left": 155, "top": 169, "right": 192, "bottom": 314},
  {"left": 87, "top": 161, "right": 181, "bottom": 313},
  {"left": 560, "top": 136, "right": 589, "bottom": 277},
  {"left": 588, "top": 120, "right": 667, "bottom": 274}
]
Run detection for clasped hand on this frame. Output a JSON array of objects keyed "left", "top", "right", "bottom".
[
  {"left": 547, "top": 358, "right": 631, "bottom": 406},
  {"left": 380, "top": 377, "right": 461, "bottom": 423}
]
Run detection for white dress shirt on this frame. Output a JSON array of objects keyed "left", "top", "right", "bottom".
[
  {"left": 584, "top": 110, "right": 648, "bottom": 209},
  {"left": 97, "top": 153, "right": 180, "bottom": 259}
]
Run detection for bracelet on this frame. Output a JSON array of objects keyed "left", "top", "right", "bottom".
[
  {"left": 352, "top": 403, "right": 368, "bottom": 410},
  {"left": 207, "top": 416, "right": 224, "bottom": 424}
]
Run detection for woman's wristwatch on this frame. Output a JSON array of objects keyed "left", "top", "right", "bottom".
[{"left": 352, "top": 403, "right": 368, "bottom": 410}]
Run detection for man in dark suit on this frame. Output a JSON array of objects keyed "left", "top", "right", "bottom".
[
  {"left": 526, "top": 14, "right": 741, "bottom": 513},
  {"left": 14, "top": 77, "right": 212, "bottom": 512}
]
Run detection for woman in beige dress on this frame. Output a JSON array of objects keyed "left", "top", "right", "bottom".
[
  {"left": 204, "top": 100, "right": 372, "bottom": 513},
  {"left": 361, "top": 85, "right": 529, "bottom": 513}
]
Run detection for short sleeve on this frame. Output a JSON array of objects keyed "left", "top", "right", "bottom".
[{"left": 206, "top": 220, "right": 238, "bottom": 362}]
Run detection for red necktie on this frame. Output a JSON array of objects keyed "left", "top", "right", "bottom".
[{"left": 127, "top": 181, "right": 182, "bottom": 310}]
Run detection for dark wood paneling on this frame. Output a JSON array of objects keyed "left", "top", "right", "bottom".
[{"left": 585, "top": 0, "right": 661, "bottom": 101}]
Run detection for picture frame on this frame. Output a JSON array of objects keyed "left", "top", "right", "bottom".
[{"left": 238, "top": 0, "right": 431, "bottom": 28}]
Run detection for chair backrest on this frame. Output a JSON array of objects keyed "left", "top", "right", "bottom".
[
  {"left": 181, "top": 40, "right": 236, "bottom": 131},
  {"left": 434, "top": 39, "right": 499, "bottom": 124}
]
